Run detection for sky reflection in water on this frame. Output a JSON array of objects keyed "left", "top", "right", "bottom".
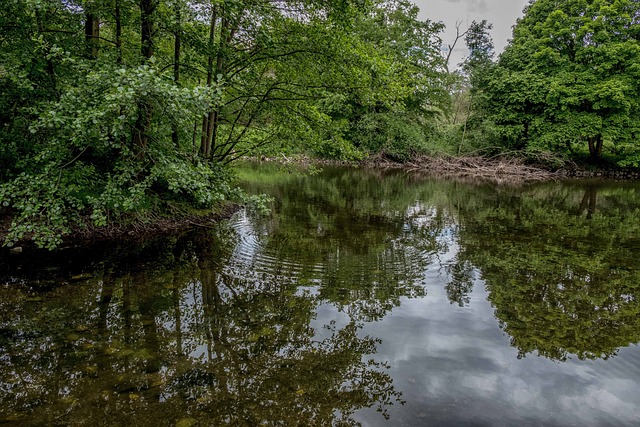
[
  {"left": 236, "top": 163, "right": 640, "bottom": 426},
  {"left": 1, "top": 163, "right": 640, "bottom": 426}
]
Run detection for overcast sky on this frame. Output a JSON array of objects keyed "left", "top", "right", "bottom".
[{"left": 414, "top": 0, "right": 530, "bottom": 68}]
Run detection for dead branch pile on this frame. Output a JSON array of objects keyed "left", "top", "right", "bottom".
[{"left": 404, "top": 155, "right": 559, "bottom": 182}]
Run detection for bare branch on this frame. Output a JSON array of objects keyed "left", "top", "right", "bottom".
[{"left": 444, "top": 20, "right": 468, "bottom": 72}]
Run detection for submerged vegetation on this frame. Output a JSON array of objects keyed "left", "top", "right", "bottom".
[{"left": 1, "top": 0, "right": 639, "bottom": 248}]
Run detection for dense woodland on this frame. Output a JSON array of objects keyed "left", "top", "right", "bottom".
[{"left": 1, "top": 0, "right": 639, "bottom": 248}]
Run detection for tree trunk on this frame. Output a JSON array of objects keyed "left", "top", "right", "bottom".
[
  {"left": 133, "top": 0, "right": 157, "bottom": 157},
  {"left": 84, "top": 13, "right": 100, "bottom": 59},
  {"left": 172, "top": 5, "right": 181, "bottom": 147},
  {"left": 588, "top": 134, "right": 603, "bottom": 162},
  {"left": 140, "top": 0, "right": 156, "bottom": 60},
  {"left": 595, "top": 134, "right": 603, "bottom": 158},
  {"left": 200, "top": 5, "right": 218, "bottom": 159},
  {"left": 115, "top": 0, "right": 122, "bottom": 63},
  {"left": 458, "top": 93, "right": 473, "bottom": 155},
  {"left": 208, "top": 17, "right": 233, "bottom": 159}
]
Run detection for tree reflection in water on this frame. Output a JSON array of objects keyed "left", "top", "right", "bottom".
[
  {"left": 451, "top": 182, "right": 640, "bottom": 361},
  {"left": 239, "top": 164, "right": 640, "bottom": 363},
  {"left": 4, "top": 165, "right": 640, "bottom": 425},
  {"left": 0, "top": 230, "right": 404, "bottom": 426}
]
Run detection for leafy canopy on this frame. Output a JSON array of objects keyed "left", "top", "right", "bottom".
[{"left": 478, "top": 0, "right": 640, "bottom": 163}]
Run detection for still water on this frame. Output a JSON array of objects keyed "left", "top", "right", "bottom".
[{"left": 1, "top": 163, "right": 640, "bottom": 426}]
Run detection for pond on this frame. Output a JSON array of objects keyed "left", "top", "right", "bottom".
[{"left": 1, "top": 163, "right": 640, "bottom": 426}]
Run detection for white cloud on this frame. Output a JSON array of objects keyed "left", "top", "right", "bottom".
[{"left": 444, "top": 0, "right": 490, "bottom": 13}]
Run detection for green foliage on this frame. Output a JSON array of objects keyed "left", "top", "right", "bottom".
[
  {"left": 0, "top": 0, "right": 519, "bottom": 248},
  {"left": 435, "top": 20, "right": 500, "bottom": 156},
  {"left": 478, "top": 0, "right": 640, "bottom": 164},
  {"left": 462, "top": 20, "right": 495, "bottom": 82},
  {"left": 352, "top": 112, "right": 432, "bottom": 161},
  {"left": 1, "top": 0, "right": 453, "bottom": 247},
  {"left": 0, "top": 63, "right": 229, "bottom": 248},
  {"left": 0, "top": 169, "right": 90, "bottom": 248},
  {"left": 307, "top": 0, "right": 448, "bottom": 160}
]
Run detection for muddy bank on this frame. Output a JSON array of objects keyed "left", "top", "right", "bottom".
[{"left": 0, "top": 202, "right": 240, "bottom": 254}]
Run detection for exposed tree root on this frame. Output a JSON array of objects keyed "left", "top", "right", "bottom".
[
  {"left": 0, "top": 203, "right": 240, "bottom": 251},
  {"left": 68, "top": 203, "right": 240, "bottom": 244}
]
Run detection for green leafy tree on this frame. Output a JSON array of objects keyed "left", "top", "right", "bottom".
[
  {"left": 456, "top": 19, "right": 495, "bottom": 154},
  {"left": 479, "top": 0, "right": 640, "bottom": 163},
  {"left": 348, "top": 0, "right": 448, "bottom": 161},
  {"left": 1, "top": 0, "right": 449, "bottom": 248}
]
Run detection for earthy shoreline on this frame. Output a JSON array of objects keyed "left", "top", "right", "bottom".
[
  {"left": 3, "top": 154, "right": 638, "bottom": 253},
  {"left": 257, "top": 154, "right": 640, "bottom": 181},
  {"left": 0, "top": 202, "right": 241, "bottom": 254},
  {"left": 68, "top": 202, "right": 241, "bottom": 244}
]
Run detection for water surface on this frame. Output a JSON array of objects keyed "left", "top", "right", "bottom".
[{"left": 1, "top": 163, "right": 640, "bottom": 426}]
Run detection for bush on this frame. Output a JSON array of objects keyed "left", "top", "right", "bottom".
[{"left": 0, "top": 64, "right": 232, "bottom": 249}]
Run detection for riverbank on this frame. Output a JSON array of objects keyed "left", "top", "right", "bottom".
[
  {"left": 0, "top": 202, "right": 240, "bottom": 254},
  {"left": 257, "top": 153, "right": 640, "bottom": 181},
  {"left": 3, "top": 153, "right": 636, "bottom": 252}
]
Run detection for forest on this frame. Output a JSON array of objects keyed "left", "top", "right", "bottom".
[{"left": 1, "top": 0, "right": 639, "bottom": 248}]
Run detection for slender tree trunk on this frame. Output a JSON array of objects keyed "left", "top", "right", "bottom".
[
  {"left": 133, "top": 0, "right": 157, "bottom": 158},
  {"left": 200, "top": 5, "right": 218, "bottom": 158},
  {"left": 208, "top": 18, "right": 233, "bottom": 159},
  {"left": 452, "top": 93, "right": 462, "bottom": 125},
  {"left": 115, "top": 0, "right": 122, "bottom": 63},
  {"left": 206, "top": 109, "right": 219, "bottom": 158},
  {"left": 458, "top": 94, "right": 473, "bottom": 156},
  {"left": 193, "top": 117, "right": 199, "bottom": 154},
  {"left": 85, "top": 13, "right": 100, "bottom": 59},
  {"left": 140, "top": 0, "right": 156, "bottom": 60},
  {"left": 115, "top": 0, "right": 126, "bottom": 148},
  {"left": 172, "top": 5, "right": 182, "bottom": 146}
]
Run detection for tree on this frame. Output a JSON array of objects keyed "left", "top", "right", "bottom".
[
  {"left": 480, "top": 0, "right": 640, "bottom": 163},
  {"left": 458, "top": 19, "right": 495, "bottom": 154},
  {"left": 325, "top": 0, "right": 448, "bottom": 161},
  {"left": 2, "top": 0, "right": 447, "bottom": 248},
  {"left": 0, "top": 0, "right": 233, "bottom": 248}
]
